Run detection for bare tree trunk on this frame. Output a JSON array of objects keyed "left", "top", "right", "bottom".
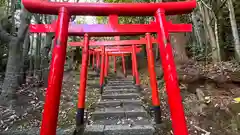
[
  {"left": 218, "top": 5, "right": 226, "bottom": 60},
  {"left": 18, "top": 9, "right": 31, "bottom": 85},
  {"left": 213, "top": 14, "right": 221, "bottom": 61},
  {"left": 41, "top": 34, "right": 52, "bottom": 87},
  {"left": 1, "top": 8, "right": 29, "bottom": 104},
  {"left": 170, "top": 15, "right": 189, "bottom": 65},
  {"left": 10, "top": 0, "right": 15, "bottom": 33},
  {"left": 227, "top": 0, "right": 240, "bottom": 61},
  {"left": 191, "top": 11, "right": 203, "bottom": 51},
  {"left": 29, "top": 35, "right": 34, "bottom": 76},
  {"left": 69, "top": 50, "right": 74, "bottom": 70},
  {"left": 19, "top": 32, "right": 30, "bottom": 84},
  {"left": 34, "top": 33, "right": 42, "bottom": 80},
  {"left": 199, "top": 3, "right": 221, "bottom": 62}
]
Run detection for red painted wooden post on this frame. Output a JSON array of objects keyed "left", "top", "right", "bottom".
[
  {"left": 107, "top": 55, "right": 109, "bottom": 75},
  {"left": 99, "top": 46, "right": 105, "bottom": 94},
  {"left": 121, "top": 53, "right": 127, "bottom": 77},
  {"left": 132, "top": 45, "right": 140, "bottom": 88},
  {"left": 113, "top": 56, "right": 117, "bottom": 73},
  {"left": 155, "top": 8, "right": 188, "bottom": 135},
  {"left": 92, "top": 51, "right": 95, "bottom": 70},
  {"left": 145, "top": 33, "right": 161, "bottom": 124},
  {"left": 76, "top": 34, "right": 89, "bottom": 128},
  {"left": 131, "top": 53, "right": 135, "bottom": 82},
  {"left": 104, "top": 53, "right": 108, "bottom": 77},
  {"left": 96, "top": 52, "right": 100, "bottom": 69},
  {"left": 40, "top": 7, "right": 69, "bottom": 135},
  {"left": 88, "top": 52, "right": 91, "bottom": 66}
]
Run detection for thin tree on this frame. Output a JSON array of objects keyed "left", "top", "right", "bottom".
[{"left": 227, "top": 0, "right": 240, "bottom": 61}]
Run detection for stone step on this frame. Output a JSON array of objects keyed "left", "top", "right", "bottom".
[
  {"left": 106, "top": 84, "right": 135, "bottom": 87},
  {"left": 90, "top": 110, "right": 148, "bottom": 120},
  {"left": 85, "top": 78, "right": 154, "bottom": 135},
  {"left": 95, "top": 105, "right": 145, "bottom": 112},
  {"left": 104, "top": 85, "right": 137, "bottom": 90},
  {"left": 84, "top": 125, "right": 105, "bottom": 135},
  {"left": 102, "top": 98, "right": 140, "bottom": 102},
  {"left": 92, "top": 117, "right": 151, "bottom": 125},
  {"left": 84, "top": 125, "right": 154, "bottom": 135},
  {"left": 107, "top": 80, "right": 134, "bottom": 84},
  {"left": 104, "top": 87, "right": 137, "bottom": 91},
  {"left": 102, "top": 93, "right": 140, "bottom": 100},
  {"left": 104, "top": 125, "right": 154, "bottom": 135},
  {"left": 103, "top": 89, "right": 138, "bottom": 94},
  {"left": 96, "top": 100, "right": 142, "bottom": 108}
]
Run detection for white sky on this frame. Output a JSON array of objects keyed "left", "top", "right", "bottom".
[{"left": 74, "top": 0, "right": 104, "bottom": 24}]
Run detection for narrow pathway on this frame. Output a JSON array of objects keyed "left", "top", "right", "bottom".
[{"left": 84, "top": 74, "right": 154, "bottom": 135}]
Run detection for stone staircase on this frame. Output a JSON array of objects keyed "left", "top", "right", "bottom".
[{"left": 84, "top": 76, "right": 155, "bottom": 135}]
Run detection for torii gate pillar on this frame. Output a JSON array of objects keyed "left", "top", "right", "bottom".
[
  {"left": 40, "top": 7, "right": 70, "bottom": 135},
  {"left": 155, "top": 9, "right": 188, "bottom": 135}
]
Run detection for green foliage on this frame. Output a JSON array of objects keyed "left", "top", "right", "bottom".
[
  {"left": 104, "top": 0, "right": 132, "bottom": 2},
  {"left": 15, "top": 0, "right": 22, "bottom": 10},
  {"left": 0, "top": 0, "right": 6, "bottom": 7},
  {"left": 0, "top": 0, "right": 7, "bottom": 20},
  {"left": 97, "top": 0, "right": 158, "bottom": 24},
  {"left": 96, "top": 16, "right": 107, "bottom": 24}
]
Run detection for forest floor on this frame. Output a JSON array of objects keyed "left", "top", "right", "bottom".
[
  {"left": 0, "top": 61, "right": 240, "bottom": 135},
  {"left": 138, "top": 60, "right": 240, "bottom": 135},
  {"left": 0, "top": 69, "right": 101, "bottom": 134}
]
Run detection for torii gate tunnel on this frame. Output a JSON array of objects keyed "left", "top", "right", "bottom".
[
  {"left": 22, "top": 0, "right": 197, "bottom": 135},
  {"left": 70, "top": 40, "right": 144, "bottom": 94}
]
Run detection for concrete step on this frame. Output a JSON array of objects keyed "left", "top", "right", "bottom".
[
  {"left": 96, "top": 100, "right": 142, "bottom": 108},
  {"left": 95, "top": 105, "right": 145, "bottom": 112},
  {"left": 104, "top": 125, "right": 154, "bottom": 135},
  {"left": 85, "top": 78, "right": 154, "bottom": 135},
  {"left": 84, "top": 125, "right": 104, "bottom": 135},
  {"left": 84, "top": 125, "right": 154, "bottom": 135},
  {"left": 104, "top": 87, "right": 137, "bottom": 91},
  {"left": 103, "top": 89, "right": 138, "bottom": 94},
  {"left": 92, "top": 117, "right": 151, "bottom": 125},
  {"left": 102, "top": 93, "right": 140, "bottom": 100},
  {"left": 104, "top": 86, "right": 137, "bottom": 90},
  {"left": 90, "top": 110, "right": 148, "bottom": 120},
  {"left": 107, "top": 80, "right": 134, "bottom": 84},
  {"left": 106, "top": 82, "right": 134, "bottom": 86},
  {"left": 102, "top": 98, "right": 141, "bottom": 102}
]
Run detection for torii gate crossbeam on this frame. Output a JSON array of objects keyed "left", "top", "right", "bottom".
[
  {"left": 22, "top": 0, "right": 196, "bottom": 15},
  {"left": 29, "top": 22, "right": 192, "bottom": 36},
  {"left": 68, "top": 38, "right": 157, "bottom": 46}
]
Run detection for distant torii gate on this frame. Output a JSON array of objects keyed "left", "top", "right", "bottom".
[
  {"left": 23, "top": 0, "right": 197, "bottom": 135},
  {"left": 87, "top": 45, "right": 142, "bottom": 89},
  {"left": 68, "top": 38, "right": 157, "bottom": 81}
]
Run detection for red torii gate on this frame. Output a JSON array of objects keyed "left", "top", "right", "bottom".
[
  {"left": 92, "top": 46, "right": 142, "bottom": 85},
  {"left": 103, "top": 48, "right": 141, "bottom": 81},
  {"left": 72, "top": 40, "right": 142, "bottom": 90},
  {"left": 22, "top": 0, "right": 197, "bottom": 135},
  {"left": 69, "top": 38, "right": 152, "bottom": 91},
  {"left": 89, "top": 46, "right": 141, "bottom": 72}
]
